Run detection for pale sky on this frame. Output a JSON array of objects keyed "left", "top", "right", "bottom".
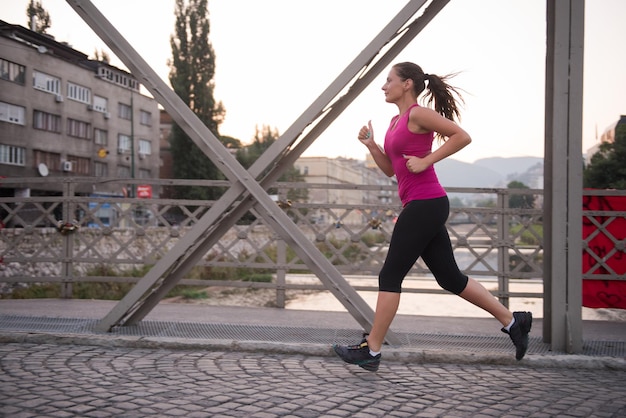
[{"left": 3, "top": 0, "right": 625, "bottom": 163}]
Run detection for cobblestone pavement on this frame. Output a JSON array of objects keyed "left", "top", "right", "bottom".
[{"left": 1, "top": 343, "right": 625, "bottom": 418}]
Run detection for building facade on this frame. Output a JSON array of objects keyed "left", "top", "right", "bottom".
[
  {"left": 0, "top": 20, "right": 159, "bottom": 197},
  {"left": 294, "top": 156, "right": 397, "bottom": 225}
]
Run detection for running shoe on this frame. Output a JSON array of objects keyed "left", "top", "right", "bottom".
[
  {"left": 332, "top": 335, "right": 381, "bottom": 372},
  {"left": 502, "top": 311, "right": 533, "bottom": 360}
]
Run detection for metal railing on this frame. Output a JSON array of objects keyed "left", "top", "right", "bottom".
[{"left": 1, "top": 177, "right": 622, "bottom": 308}]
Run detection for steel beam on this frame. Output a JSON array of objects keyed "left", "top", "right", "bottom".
[
  {"left": 121, "top": 0, "right": 450, "bottom": 327},
  {"left": 66, "top": 0, "right": 448, "bottom": 344},
  {"left": 543, "top": 0, "right": 584, "bottom": 353}
]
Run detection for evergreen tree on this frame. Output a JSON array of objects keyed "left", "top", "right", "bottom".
[
  {"left": 168, "top": 0, "right": 226, "bottom": 200},
  {"left": 507, "top": 181, "right": 535, "bottom": 209},
  {"left": 26, "top": 0, "right": 51, "bottom": 34},
  {"left": 584, "top": 123, "right": 626, "bottom": 189}
]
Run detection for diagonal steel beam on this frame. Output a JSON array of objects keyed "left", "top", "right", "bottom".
[
  {"left": 121, "top": 0, "right": 451, "bottom": 327},
  {"left": 66, "top": 0, "right": 394, "bottom": 335},
  {"left": 67, "top": 0, "right": 448, "bottom": 341}
]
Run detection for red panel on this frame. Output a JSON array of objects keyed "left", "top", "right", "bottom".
[{"left": 582, "top": 193, "right": 626, "bottom": 309}]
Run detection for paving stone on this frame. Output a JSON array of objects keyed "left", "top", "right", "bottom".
[{"left": 1, "top": 343, "right": 625, "bottom": 417}]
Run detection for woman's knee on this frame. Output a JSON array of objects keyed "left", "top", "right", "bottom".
[
  {"left": 435, "top": 273, "right": 468, "bottom": 295},
  {"left": 378, "top": 273, "right": 403, "bottom": 293}
]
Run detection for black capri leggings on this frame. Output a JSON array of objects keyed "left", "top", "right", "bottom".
[{"left": 378, "top": 196, "right": 468, "bottom": 294}]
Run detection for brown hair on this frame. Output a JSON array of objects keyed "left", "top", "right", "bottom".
[{"left": 392, "top": 62, "right": 464, "bottom": 123}]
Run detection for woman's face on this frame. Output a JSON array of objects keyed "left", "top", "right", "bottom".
[{"left": 382, "top": 68, "right": 406, "bottom": 103}]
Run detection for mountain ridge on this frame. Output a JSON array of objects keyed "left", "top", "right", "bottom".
[{"left": 436, "top": 156, "right": 543, "bottom": 188}]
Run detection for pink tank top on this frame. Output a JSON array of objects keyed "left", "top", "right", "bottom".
[{"left": 384, "top": 104, "right": 446, "bottom": 206}]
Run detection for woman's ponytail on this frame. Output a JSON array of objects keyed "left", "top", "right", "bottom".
[{"left": 423, "top": 73, "right": 464, "bottom": 123}]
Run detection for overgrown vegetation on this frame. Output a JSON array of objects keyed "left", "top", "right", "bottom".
[{"left": 510, "top": 224, "right": 543, "bottom": 245}]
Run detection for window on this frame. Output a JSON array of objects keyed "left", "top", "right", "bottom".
[
  {"left": 94, "top": 161, "right": 108, "bottom": 177},
  {"left": 33, "top": 110, "right": 61, "bottom": 133},
  {"left": 138, "top": 139, "right": 152, "bottom": 155},
  {"left": 93, "top": 95, "right": 108, "bottom": 113},
  {"left": 0, "top": 101, "right": 26, "bottom": 125},
  {"left": 118, "top": 103, "right": 132, "bottom": 120},
  {"left": 97, "top": 66, "right": 140, "bottom": 91},
  {"left": 138, "top": 168, "right": 151, "bottom": 179},
  {"left": 33, "top": 150, "right": 61, "bottom": 171},
  {"left": 139, "top": 110, "right": 151, "bottom": 126},
  {"left": 0, "top": 144, "right": 25, "bottom": 166},
  {"left": 67, "top": 118, "right": 91, "bottom": 139},
  {"left": 33, "top": 70, "right": 60, "bottom": 95},
  {"left": 117, "top": 165, "right": 131, "bottom": 178},
  {"left": 0, "top": 58, "right": 26, "bottom": 85},
  {"left": 94, "top": 128, "right": 108, "bottom": 146},
  {"left": 66, "top": 155, "right": 90, "bottom": 175},
  {"left": 117, "top": 134, "right": 131, "bottom": 152},
  {"left": 67, "top": 82, "right": 91, "bottom": 104}
]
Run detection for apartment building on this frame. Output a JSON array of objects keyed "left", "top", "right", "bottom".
[
  {"left": 294, "top": 156, "right": 397, "bottom": 225},
  {"left": 0, "top": 20, "right": 159, "bottom": 197}
]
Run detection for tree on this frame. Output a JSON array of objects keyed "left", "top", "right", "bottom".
[
  {"left": 507, "top": 181, "right": 535, "bottom": 209},
  {"left": 26, "top": 0, "right": 51, "bottom": 34},
  {"left": 449, "top": 196, "right": 464, "bottom": 207},
  {"left": 220, "top": 135, "right": 242, "bottom": 151},
  {"left": 236, "top": 125, "right": 280, "bottom": 174},
  {"left": 92, "top": 48, "right": 111, "bottom": 63},
  {"left": 236, "top": 125, "right": 308, "bottom": 197},
  {"left": 235, "top": 126, "right": 309, "bottom": 223},
  {"left": 168, "top": 0, "right": 226, "bottom": 200},
  {"left": 584, "top": 123, "right": 626, "bottom": 189}
]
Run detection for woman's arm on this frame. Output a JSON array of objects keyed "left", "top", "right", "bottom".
[
  {"left": 359, "top": 121, "right": 395, "bottom": 177},
  {"left": 404, "top": 107, "right": 471, "bottom": 174}
]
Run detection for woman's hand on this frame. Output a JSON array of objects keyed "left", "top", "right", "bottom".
[
  {"left": 403, "top": 154, "right": 430, "bottom": 174},
  {"left": 358, "top": 120, "right": 374, "bottom": 146},
  {"left": 358, "top": 121, "right": 394, "bottom": 177}
]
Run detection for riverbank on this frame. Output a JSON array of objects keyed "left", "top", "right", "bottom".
[{"left": 165, "top": 275, "right": 626, "bottom": 322}]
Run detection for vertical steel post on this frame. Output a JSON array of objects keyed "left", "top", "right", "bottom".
[
  {"left": 544, "top": 0, "right": 584, "bottom": 353},
  {"left": 497, "top": 190, "right": 509, "bottom": 308},
  {"left": 60, "top": 179, "right": 74, "bottom": 299},
  {"left": 276, "top": 237, "right": 286, "bottom": 309}
]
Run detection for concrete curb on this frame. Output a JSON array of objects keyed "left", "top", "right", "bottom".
[{"left": 1, "top": 330, "right": 624, "bottom": 371}]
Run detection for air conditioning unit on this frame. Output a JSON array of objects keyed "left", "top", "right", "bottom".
[
  {"left": 117, "top": 147, "right": 125, "bottom": 154},
  {"left": 55, "top": 94, "right": 64, "bottom": 103},
  {"left": 103, "top": 112, "right": 110, "bottom": 119},
  {"left": 62, "top": 161, "right": 73, "bottom": 172},
  {"left": 138, "top": 153, "right": 145, "bottom": 160},
  {"left": 87, "top": 104, "right": 94, "bottom": 111}
]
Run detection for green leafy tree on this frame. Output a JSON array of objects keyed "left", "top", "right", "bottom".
[
  {"left": 236, "top": 125, "right": 306, "bottom": 192},
  {"left": 26, "top": 0, "right": 51, "bottom": 34},
  {"left": 235, "top": 125, "right": 279, "bottom": 173},
  {"left": 168, "top": 0, "right": 226, "bottom": 200},
  {"left": 235, "top": 126, "right": 309, "bottom": 223},
  {"left": 220, "top": 135, "right": 242, "bottom": 151},
  {"left": 508, "top": 181, "right": 535, "bottom": 209},
  {"left": 584, "top": 123, "right": 626, "bottom": 189},
  {"left": 449, "top": 196, "right": 464, "bottom": 207}
]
